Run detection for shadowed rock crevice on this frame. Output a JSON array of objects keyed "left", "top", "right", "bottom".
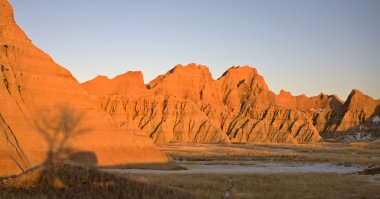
[
  {"left": 0, "top": 113, "right": 29, "bottom": 172},
  {"left": 320, "top": 90, "right": 380, "bottom": 139}
]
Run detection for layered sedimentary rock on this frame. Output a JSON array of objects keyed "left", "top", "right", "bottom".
[
  {"left": 275, "top": 90, "right": 345, "bottom": 132},
  {"left": 214, "top": 66, "right": 321, "bottom": 143},
  {"left": 82, "top": 71, "right": 148, "bottom": 97},
  {"left": 97, "top": 95, "right": 230, "bottom": 144},
  {"left": 84, "top": 61, "right": 380, "bottom": 143},
  {"left": 0, "top": 0, "right": 170, "bottom": 177},
  {"left": 148, "top": 63, "right": 223, "bottom": 105},
  {"left": 274, "top": 88, "right": 380, "bottom": 140},
  {"left": 323, "top": 89, "right": 380, "bottom": 139},
  {"left": 85, "top": 64, "right": 322, "bottom": 144},
  {"left": 275, "top": 90, "right": 343, "bottom": 111}
]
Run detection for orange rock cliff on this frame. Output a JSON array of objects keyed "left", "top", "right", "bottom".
[
  {"left": 0, "top": 0, "right": 170, "bottom": 177},
  {"left": 2, "top": 0, "right": 379, "bottom": 177},
  {"left": 83, "top": 64, "right": 379, "bottom": 144}
]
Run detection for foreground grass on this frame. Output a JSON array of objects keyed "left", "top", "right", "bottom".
[
  {"left": 2, "top": 141, "right": 379, "bottom": 198},
  {"left": 0, "top": 164, "right": 197, "bottom": 199},
  {"left": 2, "top": 165, "right": 378, "bottom": 199},
  {"left": 126, "top": 173, "right": 380, "bottom": 199}
]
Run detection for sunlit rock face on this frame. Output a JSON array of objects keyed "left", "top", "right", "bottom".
[
  {"left": 84, "top": 60, "right": 380, "bottom": 144},
  {"left": 97, "top": 95, "right": 230, "bottom": 144},
  {"left": 82, "top": 71, "right": 148, "bottom": 97},
  {"left": 322, "top": 89, "right": 380, "bottom": 140},
  {"left": 213, "top": 66, "right": 321, "bottom": 143},
  {"left": 84, "top": 64, "right": 324, "bottom": 144},
  {"left": 274, "top": 90, "right": 346, "bottom": 135},
  {"left": 0, "top": 0, "right": 170, "bottom": 177}
]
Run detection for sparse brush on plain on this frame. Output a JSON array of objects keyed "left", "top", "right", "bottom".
[
  {"left": 161, "top": 141, "right": 380, "bottom": 165},
  {"left": 126, "top": 173, "right": 380, "bottom": 199},
  {"left": 0, "top": 164, "right": 198, "bottom": 199}
]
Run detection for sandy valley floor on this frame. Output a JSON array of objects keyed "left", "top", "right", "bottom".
[
  {"left": 109, "top": 141, "right": 380, "bottom": 199},
  {"left": 2, "top": 141, "right": 379, "bottom": 199}
]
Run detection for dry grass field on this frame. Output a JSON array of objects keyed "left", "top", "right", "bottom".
[
  {"left": 159, "top": 141, "right": 380, "bottom": 166},
  {"left": 1, "top": 141, "right": 379, "bottom": 199},
  {"left": 0, "top": 165, "right": 197, "bottom": 199},
  {"left": 1, "top": 164, "right": 379, "bottom": 199},
  {"left": 126, "top": 172, "right": 380, "bottom": 199}
]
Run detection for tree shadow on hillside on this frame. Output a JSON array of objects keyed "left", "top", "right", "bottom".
[
  {"left": 32, "top": 106, "right": 95, "bottom": 187},
  {"left": 1, "top": 105, "right": 196, "bottom": 197},
  {"left": 0, "top": 106, "right": 200, "bottom": 198}
]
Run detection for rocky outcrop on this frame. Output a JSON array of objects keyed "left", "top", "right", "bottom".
[
  {"left": 214, "top": 66, "right": 320, "bottom": 143},
  {"left": 323, "top": 89, "right": 380, "bottom": 139},
  {"left": 84, "top": 61, "right": 380, "bottom": 143},
  {"left": 275, "top": 91, "right": 345, "bottom": 132},
  {"left": 273, "top": 87, "right": 380, "bottom": 140},
  {"left": 276, "top": 90, "right": 343, "bottom": 111},
  {"left": 217, "top": 66, "right": 276, "bottom": 112},
  {"left": 0, "top": 0, "right": 170, "bottom": 177},
  {"left": 97, "top": 95, "right": 230, "bottom": 144},
  {"left": 85, "top": 64, "right": 322, "bottom": 144},
  {"left": 148, "top": 63, "right": 223, "bottom": 105},
  {"left": 82, "top": 71, "right": 148, "bottom": 97}
]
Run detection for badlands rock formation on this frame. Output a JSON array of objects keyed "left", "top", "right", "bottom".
[
  {"left": 275, "top": 88, "right": 380, "bottom": 140},
  {"left": 82, "top": 71, "right": 148, "bottom": 97},
  {"left": 84, "top": 64, "right": 323, "bottom": 144},
  {"left": 84, "top": 63, "right": 379, "bottom": 144},
  {"left": 215, "top": 66, "right": 321, "bottom": 143},
  {"left": 0, "top": 0, "right": 170, "bottom": 177},
  {"left": 322, "top": 89, "right": 380, "bottom": 139}
]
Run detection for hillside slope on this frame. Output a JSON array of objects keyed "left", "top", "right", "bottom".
[{"left": 0, "top": 0, "right": 170, "bottom": 177}]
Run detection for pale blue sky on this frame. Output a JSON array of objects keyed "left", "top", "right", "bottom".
[{"left": 9, "top": 0, "right": 380, "bottom": 99}]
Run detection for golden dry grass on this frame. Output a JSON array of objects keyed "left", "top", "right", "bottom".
[
  {"left": 0, "top": 164, "right": 197, "bottom": 199},
  {"left": 2, "top": 141, "right": 379, "bottom": 198},
  {"left": 8, "top": 164, "right": 378, "bottom": 199},
  {"left": 126, "top": 173, "right": 380, "bottom": 199},
  {"left": 159, "top": 140, "right": 380, "bottom": 166}
]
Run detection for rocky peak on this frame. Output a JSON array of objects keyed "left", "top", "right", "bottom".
[
  {"left": 0, "top": 0, "right": 32, "bottom": 46},
  {"left": 275, "top": 90, "right": 344, "bottom": 111},
  {"left": 82, "top": 71, "right": 147, "bottom": 96},
  {"left": 323, "top": 89, "right": 380, "bottom": 137},
  {"left": 344, "top": 89, "right": 376, "bottom": 109},
  {"left": 0, "top": 0, "right": 170, "bottom": 176},
  {"left": 168, "top": 63, "right": 213, "bottom": 80},
  {"left": 279, "top": 90, "right": 292, "bottom": 96},
  {"left": 114, "top": 71, "right": 144, "bottom": 82},
  {"left": 219, "top": 65, "right": 258, "bottom": 80},
  {"left": 146, "top": 63, "right": 220, "bottom": 104},
  {"left": 275, "top": 90, "right": 297, "bottom": 109},
  {"left": 216, "top": 66, "right": 275, "bottom": 112},
  {"left": 218, "top": 66, "right": 269, "bottom": 92},
  {"left": 148, "top": 63, "right": 213, "bottom": 89},
  {"left": 327, "top": 94, "right": 344, "bottom": 110},
  {"left": 93, "top": 75, "right": 109, "bottom": 80},
  {"left": 347, "top": 89, "right": 363, "bottom": 98},
  {"left": 0, "top": 0, "right": 15, "bottom": 25}
]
